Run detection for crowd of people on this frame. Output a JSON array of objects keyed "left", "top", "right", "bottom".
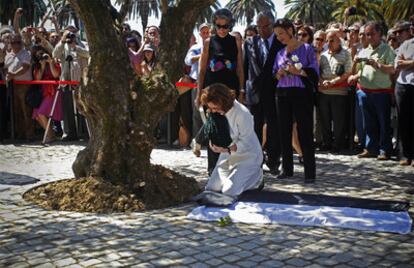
[
  {"left": 177, "top": 9, "right": 414, "bottom": 194},
  {"left": 0, "top": 8, "right": 89, "bottom": 143},
  {"left": 0, "top": 7, "right": 413, "bottom": 194}
]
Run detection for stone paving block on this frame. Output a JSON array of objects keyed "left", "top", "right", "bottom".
[
  {"left": 260, "top": 260, "right": 284, "bottom": 267},
  {"left": 54, "top": 257, "right": 76, "bottom": 267},
  {"left": 237, "top": 260, "right": 258, "bottom": 267},
  {"left": 205, "top": 258, "right": 224, "bottom": 266},
  {"left": 217, "top": 264, "right": 239, "bottom": 268},
  {"left": 348, "top": 259, "right": 371, "bottom": 268},
  {"left": 193, "top": 253, "right": 213, "bottom": 261},
  {"left": 33, "top": 263, "right": 55, "bottom": 268},
  {"left": 79, "top": 259, "right": 102, "bottom": 267},
  {"left": 286, "top": 257, "right": 310, "bottom": 267},
  {"left": 177, "top": 256, "right": 196, "bottom": 265},
  {"left": 224, "top": 254, "right": 242, "bottom": 262},
  {"left": 130, "top": 263, "right": 155, "bottom": 268},
  {"left": 150, "top": 258, "right": 177, "bottom": 267},
  {"left": 191, "top": 262, "right": 210, "bottom": 268}
]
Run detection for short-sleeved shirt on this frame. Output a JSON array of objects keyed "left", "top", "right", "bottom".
[
  {"left": 320, "top": 47, "right": 352, "bottom": 95},
  {"left": 4, "top": 48, "right": 32, "bottom": 81},
  {"left": 395, "top": 37, "right": 414, "bottom": 86},
  {"left": 358, "top": 42, "right": 395, "bottom": 90}
]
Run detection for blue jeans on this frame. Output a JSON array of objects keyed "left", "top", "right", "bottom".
[
  {"left": 357, "top": 90, "right": 392, "bottom": 155},
  {"left": 355, "top": 91, "right": 366, "bottom": 148}
]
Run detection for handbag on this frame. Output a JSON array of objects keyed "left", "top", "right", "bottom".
[{"left": 25, "top": 84, "right": 43, "bottom": 108}]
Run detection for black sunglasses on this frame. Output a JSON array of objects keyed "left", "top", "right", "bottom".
[
  {"left": 298, "top": 33, "right": 308, "bottom": 37},
  {"left": 215, "top": 24, "right": 231, "bottom": 30},
  {"left": 315, "top": 38, "right": 325, "bottom": 42}
]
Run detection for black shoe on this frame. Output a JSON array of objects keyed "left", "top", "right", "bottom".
[
  {"left": 266, "top": 164, "right": 280, "bottom": 175},
  {"left": 61, "top": 135, "right": 78, "bottom": 142},
  {"left": 277, "top": 172, "right": 293, "bottom": 179},
  {"left": 304, "top": 178, "right": 315, "bottom": 184},
  {"left": 318, "top": 144, "right": 331, "bottom": 152}
]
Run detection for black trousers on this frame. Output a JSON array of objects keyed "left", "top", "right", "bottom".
[
  {"left": 0, "top": 84, "right": 8, "bottom": 141},
  {"left": 171, "top": 90, "right": 193, "bottom": 143},
  {"left": 62, "top": 88, "right": 78, "bottom": 138},
  {"left": 395, "top": 82, "right": 414, "bottom": 160},
  {"left": 277, "top": 92, "right": 315, "bottom": 180},
  {"left": 250, "top": 93, "right": 281, "bottom": 168},
  {"left": 317, "top": 93, "right": 349, "bottom": 151}
]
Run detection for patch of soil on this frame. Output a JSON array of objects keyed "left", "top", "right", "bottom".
[{"left": 24, "top": 165, "right": 200, "bottom": 213}]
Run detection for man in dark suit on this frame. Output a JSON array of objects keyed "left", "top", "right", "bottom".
[{"left": 244, "top": 11, "right": 284, "bottom": 175}]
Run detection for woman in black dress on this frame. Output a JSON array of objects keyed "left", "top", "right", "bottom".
[{"left": 196, "top": 8, "right": 244, "bottom": 175}]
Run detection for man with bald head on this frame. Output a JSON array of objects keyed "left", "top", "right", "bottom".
[{"left": 318, "top": 30, "right": 352, "bottom": 153}]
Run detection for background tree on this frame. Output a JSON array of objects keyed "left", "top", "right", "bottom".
[
  {"left": 115, "top": 0, "right": 159, "bottom": 31},
  {"left": 331, "top": 0, "right": 384, "bottom": 26},
  {"left": 384, "top": 0, "right": 414, "bottom": 24},
  {"left": 284, "top": 0, "right": 335, "bottom": 29},
  {"left": 226, "top": 0, "right": 275, "bottom": 26},
  {"left": 0, "top": 0, "right": 46, "bottom": 26}
]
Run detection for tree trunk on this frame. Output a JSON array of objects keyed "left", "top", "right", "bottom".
[{"left": 68, "top": 0, "right": 214, "bottom": 193}]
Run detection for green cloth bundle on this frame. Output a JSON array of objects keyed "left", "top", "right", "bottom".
[{"left": 203, "top": 113, "right": 233, "bottom": 148}]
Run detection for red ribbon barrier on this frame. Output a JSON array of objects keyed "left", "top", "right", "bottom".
[
  {"left": 0, "top": 80, "right": 80, "bottom": 85},
  {"left": 356, "top": 83, "right": 394, "bottom": 94},
  {"left": 175, "top": 82, "right": 197, "bottom": 88}
]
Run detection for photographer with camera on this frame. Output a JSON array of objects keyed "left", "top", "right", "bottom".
[
  {"left": 351, "top": 22, "right": 396, "bottom": 160},
  {"left": 31, "top": 45, "right": 62, "bottom": 143},
  {"left": 53, "top": 30, "right": 89, "bottom": 141},
  {"left": 318, "top": 30, "right": 352, "bottom": 153}
]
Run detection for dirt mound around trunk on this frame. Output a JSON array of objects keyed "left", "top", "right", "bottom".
[{"left": 24, "top": 165, "right": 200, "bottom": 213}]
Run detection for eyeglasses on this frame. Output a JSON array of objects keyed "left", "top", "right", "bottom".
[
  {"left": 315, "top": 38, "right": 325, "bottom": 42},
  {"left": 215, "top": 24, "right": 231, "bottom": 30},
  {"left": 298, "top": 33, "right": 308, "bottom": 37},
  {"left": 257, "top": 23, "right": 271, "bottom": 29}
]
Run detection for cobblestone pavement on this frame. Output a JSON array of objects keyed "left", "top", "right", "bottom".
[{"left": 0, "top": 142, "right": 413, "bottom": 268}]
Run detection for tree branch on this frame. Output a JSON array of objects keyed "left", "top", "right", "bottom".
[{"left": 119, "top": 0, "right": 132, "bottom": 21}]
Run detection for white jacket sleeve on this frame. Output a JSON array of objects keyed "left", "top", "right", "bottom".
[
  {"left": 233, "top": 109, "right": 255, "bottom": 154},
  {"left": 184, "top": 45, "right": 196, "bottom": 66}
]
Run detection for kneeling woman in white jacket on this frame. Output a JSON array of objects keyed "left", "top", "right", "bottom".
[{"left": 201, "top": 83, "right": 263, "bottom": 197}]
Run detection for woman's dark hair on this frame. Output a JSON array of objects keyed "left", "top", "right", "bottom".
[
  {"left": 298, "top": 25, "right": 314, "bottom": 44},
  {"left": 212, "top": 8, "right": 235, "bottom": 30},
  {"left": 31, "top": 44, "right": 49, "bottom": 69},
  {"left": 201, "top": 83, "right": 235, "bottom": 113},
  {"left": 273, "top": 18, "right": 296, "bottom": 36},
  {"left": 244, "top": 25, "right": 258, "bottom": 38}
]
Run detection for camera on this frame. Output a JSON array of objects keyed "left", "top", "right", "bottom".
[
  {"left": 41, "top": 53, "right": 50, "bottom": 60},
  {"left": 65, "top": 32, "right": 76, "bottom": 43},
  {"left": 65, "top": 54, "right": 73, "bottom": 62}
]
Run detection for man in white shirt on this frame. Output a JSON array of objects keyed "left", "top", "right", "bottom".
[
  {"left": 185, "top": 23, "right": 210, "bottom": 139},
  {"left": 4, "top": 34, "right": 34, "bottom": 140},
  {"left": 394, "top": 22, "right": 414, "bottom": 166}
]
